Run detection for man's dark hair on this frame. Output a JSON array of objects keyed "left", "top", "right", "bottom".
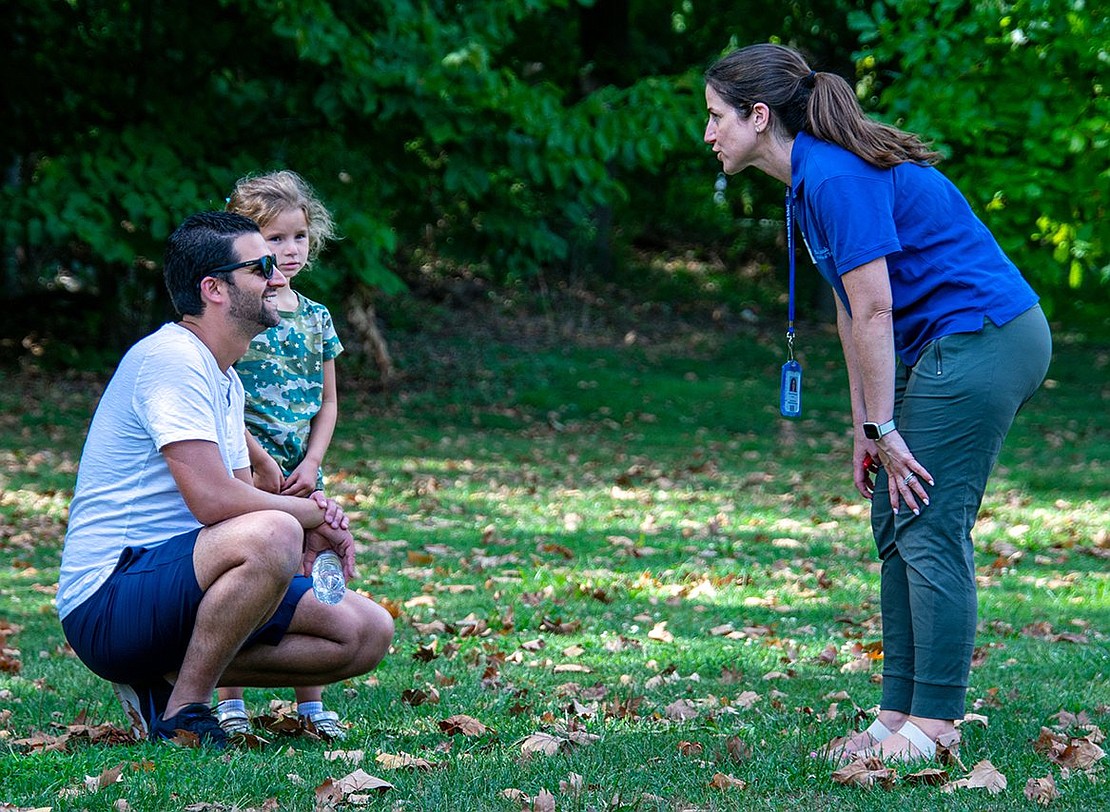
[{"left": 164, "top": 211, "right": 261, "bottom": 316}]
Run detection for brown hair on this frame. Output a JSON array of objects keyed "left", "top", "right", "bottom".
[
  {"left": 226, "top": 170, "right": 337, "bottom": 263},
  {"left": 706, "top": 43, "right": 941, "bottom": 168}
]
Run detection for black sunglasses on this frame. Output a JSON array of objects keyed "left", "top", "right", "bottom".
[{"left": 202, "top": 254, "right": 279, "bottom": 281}]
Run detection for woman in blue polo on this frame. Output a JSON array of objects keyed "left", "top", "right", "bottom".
[{"left": 704, "top": 43, "right": 1051, "bottom": 762}]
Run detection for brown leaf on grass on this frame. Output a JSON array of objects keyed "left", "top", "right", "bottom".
[
  {"left": 520, "top": 732, "right": 568, "bottom": 756},
  {"left": 315, "top": 773, "right": 382, "bottom": 810},
  {"left": 374, "top": 751, "right": 437, "bottom": 771},
  {"left": 1024, "top": 775, "right": 1060, "bottom": 806},
  {"left": 540, "top": 617, "right": 581, "bottom": 635},
  {"left": 664, "top": 699, "right": 699, "bottom": 721},
  {"left": 1034, "top": 726, "right": 1069, "bottom": 754},
  {"left": 412, "top": 642, "right": 439, "bottom": 663},
  {"left": 1050, "top": 709, "right": 1092, "bottom": 728},
  {"left": 530, "top": 789, "right": 556, "bottom": 812},
  {"left": 734, "top": 690, "right": 760, "bottom": 709},
  {"left": 942, "top": 759, "right": 1007, "bottom": 794},
  {"left": 816, "top": 644, "right": 839, "bottom": 665},
  {"left": 324, "top": 749, "right": 365, "bottom": 763},
  {"left": 724, "top": 736, "right": 752, "bottom": 763},
  {"left": 501, "top": 788, "right": 556, "bottom": 812},
  {"left": 83, "top": 764, "right": 123, "bottom": 792},
  {"left": 606, "top": 695, "right": 643, "bottom": 719},
  {"left": 1050, "top": 738, "right": 1105, "bottom": 770},
  {"left": 677, "top": 740, "right": 703, "bottom": 756},
  {"left": 438, "top": 715, "right": 489, "bottom": 736},
  {"left": 553, "top": 663, "right": 592, "bottom": 674},
  {"left": 647, "top": 622, "right": 674, "bottom": 643},
  {"left": 903, "top": 768, "right": 948, "bottom": 786},
  {"left": 411, "top": 620, "right": 447, "bottom": 634},
  {"left": 1083, "top": 725, "right": 1106, "bottom": 745},
  {"left": 831, "top": 757, "right": 897, "bottom": 789},
  {"left": 719, "top": 666, "right": 743, "bottom": 684},
  {"left": 708, "top": 772, "right": 747, "bottom": 790},
  {"left": 402, "top": 686, "right": 441, "bottom": 706}
]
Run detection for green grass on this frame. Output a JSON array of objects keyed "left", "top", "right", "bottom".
[{"left": 1, "top": 320, "right": 1107, "bottom": 811}]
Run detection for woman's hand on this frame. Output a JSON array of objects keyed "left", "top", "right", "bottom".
[
  {"left": 874, "top": 431, "right": 934, "bottom": 515},
  {"left": 854, "top": 447, "right": 882, "bottom": 500}
]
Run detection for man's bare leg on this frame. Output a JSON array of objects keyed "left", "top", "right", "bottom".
[
  {"left": 219, "top": 590, "right": 393, "bottom": 687},
  {"left": 162, "top": 510, "right": 304, "bottom": 718}
]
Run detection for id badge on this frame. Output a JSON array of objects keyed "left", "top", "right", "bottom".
[{"left": 780, "top": 359, "right": 802, "bottom": 418}]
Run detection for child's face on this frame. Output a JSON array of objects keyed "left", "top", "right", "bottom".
[{"left": 264, "top": 207, "right": 310, "bottom": 282}]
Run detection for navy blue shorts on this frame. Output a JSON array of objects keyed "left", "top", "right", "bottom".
[{"left": 61, "top": 528, "right": 313, "bottom": 684}]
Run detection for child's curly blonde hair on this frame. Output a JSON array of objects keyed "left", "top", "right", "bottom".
[{"left": 226, "top": 170, "right": 337, "bottom": 264}]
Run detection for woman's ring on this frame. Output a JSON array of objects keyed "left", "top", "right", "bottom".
[{"left": 903, "top": 473, "right": 917, "bottom": 486}]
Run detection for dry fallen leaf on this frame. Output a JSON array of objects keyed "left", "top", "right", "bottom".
[
  {"left": 438, "top": 715, "right": 489, "bottom": 736},
  {"left": 903, "top": 767, "right": 948, "bottom": 786},
  {"left": 1051, "top": 738, "right": 1105, "bottom": 770},
  {"left": 831, "top": 757, "right": 897, "bottom": 790},
  {"left": 734, "top": 690, "right": 760, "bottom": 709},
  {"left": 647, "top": 622, "right": 674, "bottom": 643},
  {"left": 677, "top": 740, "right": 703, "bottom": 756},
  {"left": 324, "top": 749, "right": 365, "bottom": 763},
  {"left": 1024, "top": 775, "right": 1059, "bottom": 806},
  {"left": 724, "top": 736, "right": 752, "bottom": 763},
  {"left": 520, "top": 732, "right": 568, "bottom": 757},
  {"left": 943, "top": 759, "right": 1007, "bottom": 795},
  {"left": 708, "top": 772, "right": 747, "bottom": 790},
  {"left": 664, "top": 699, "right": 699, "bottom": 722},
  {"left": 374, "top": 751, "right": 437, "bottom": 771}
]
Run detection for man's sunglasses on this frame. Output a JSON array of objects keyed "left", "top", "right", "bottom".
[{"left": 201, "top": 254, "right": 279, "bottom": 281}]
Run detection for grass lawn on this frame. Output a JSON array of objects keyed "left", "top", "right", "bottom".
[{"left": 0, "top": 307, "right": 1107, "bottom": 811}]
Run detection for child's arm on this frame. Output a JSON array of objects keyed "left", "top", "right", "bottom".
[
  {"left": 246, "top": 430, "right": 285, "bottom": 494},
  {"left": 281, "top": 358, "right": 339, "bottom": 497}
]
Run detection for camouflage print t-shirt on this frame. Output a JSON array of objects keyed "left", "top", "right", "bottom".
[{"left": 234, "top": 292, "right": 343, "bottom": 491}]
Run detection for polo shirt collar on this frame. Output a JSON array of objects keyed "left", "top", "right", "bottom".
[{"left": 790, "top": 131, "right": 816, "bottom": 194}]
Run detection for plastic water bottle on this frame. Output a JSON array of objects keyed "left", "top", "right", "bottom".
[{"left": 311, "top": 551, "right": 346, "bottom": 605}]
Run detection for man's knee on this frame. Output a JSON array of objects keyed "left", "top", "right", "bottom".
[
  {"left": 338, "top": 598, "right": 394, "bottom": 676},
  {"left": 196, "top": 511, "right": 304, "bottom": 589}
]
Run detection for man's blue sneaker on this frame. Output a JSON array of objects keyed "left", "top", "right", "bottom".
[
  {"left": 112, "top": 680, "right": 173, "bottom": 739},
  {"left": 150, "top": 702, "right": 230, "bottom": 749}
]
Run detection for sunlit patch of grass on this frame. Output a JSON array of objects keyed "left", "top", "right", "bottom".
[{"left": 2, "top": 329, "right": 1108, "bottom": 811}]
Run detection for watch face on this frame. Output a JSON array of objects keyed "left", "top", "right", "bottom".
[{"left": 863, "top": 423, "right": 880, "bottom": 440}]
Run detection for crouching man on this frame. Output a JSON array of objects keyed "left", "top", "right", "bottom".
[{"left": 57, "top": 212, "right": 393, "bottom": 747}]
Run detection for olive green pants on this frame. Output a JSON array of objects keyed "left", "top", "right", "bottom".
[{"left": 872, "top": 305, "right": 1051, "bottom": 720}]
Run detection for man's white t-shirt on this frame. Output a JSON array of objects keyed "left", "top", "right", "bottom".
[{"left": 57, "top": 323, "right": 249, "bottom": 619}]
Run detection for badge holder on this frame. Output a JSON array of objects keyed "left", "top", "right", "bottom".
[{"left": 779, "top": 187, "right": 802, "bottom": 419}]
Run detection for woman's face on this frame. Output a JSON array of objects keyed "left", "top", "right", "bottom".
[{"left": 704, "top": 84, "right": 758, "bottom": 176}]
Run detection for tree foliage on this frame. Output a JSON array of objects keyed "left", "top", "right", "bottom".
[
  {"left": 2, "top": 0, "right": 1106, "bottom": 357},
  {"left": 850, "top": 0, "right": 1109, "bottom": 316}
]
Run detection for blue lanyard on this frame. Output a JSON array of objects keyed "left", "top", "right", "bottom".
[{"left": 784, "top": 186, "right": 796, "bottom": 360}]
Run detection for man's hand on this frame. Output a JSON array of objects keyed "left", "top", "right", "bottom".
[{"left": 303, "top": 521, "right": 356, "bottom": 580}]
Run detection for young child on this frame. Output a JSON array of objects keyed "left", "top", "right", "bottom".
[{"left": 217, "top": 170, "right": 346, "bottom": 739}]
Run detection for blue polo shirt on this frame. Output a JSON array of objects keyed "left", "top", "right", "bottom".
[{"left": 789, "top": 131, "right": 1038, "bottom": 366}]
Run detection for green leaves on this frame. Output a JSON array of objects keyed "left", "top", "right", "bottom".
[{"left": 850, "top": 0, "right": 1109, "bottom": 304}]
